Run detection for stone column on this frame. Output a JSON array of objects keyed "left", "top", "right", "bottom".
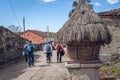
[{"left": 65, "top": 61, "right": 102, "bottom": 80}]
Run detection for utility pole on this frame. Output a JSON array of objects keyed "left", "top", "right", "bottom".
[
  {"left": 47, "top": 25, "right": 51, "bottom": 42},
  {"left": 23, "top": 17, "right": 26, "bottom": 39},
  {"left": 47, "top": 25, "right": 49, "bottom": 38}
]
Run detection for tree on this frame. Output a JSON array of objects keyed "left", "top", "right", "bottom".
[
  {"left": 7, "top": 25, "right": 22, "bottom": 33},
  {"left": 68, "top": 0, "right": 93, "bottom": 17},
  {"left": 86, "top": 0, "right": 93, "bottom": 9},
  {"left": 68, "top": 1, "right": 77, "bottom": 17}
]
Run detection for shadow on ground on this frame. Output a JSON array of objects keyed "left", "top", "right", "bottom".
[{"left": 0, "top": 53, "right": 41, "bottom": 80}]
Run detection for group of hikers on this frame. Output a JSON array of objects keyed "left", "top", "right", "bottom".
[{"left": 23, "top": 41, "right": 65, "bottom": 67}]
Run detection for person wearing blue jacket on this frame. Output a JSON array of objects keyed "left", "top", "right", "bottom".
[
  {"left": 44, "top": 41, "right": 52, "bottom": 63},
  {"left": 26, "top": 41, "right": 35, "bottom": 67}
]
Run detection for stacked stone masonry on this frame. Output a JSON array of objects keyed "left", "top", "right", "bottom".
[
  {"left": 0, "top": 26, "right": 26, "bottom": 66},
  {"left": 98, "top": 9, "right": 120, "bottom": 55}
]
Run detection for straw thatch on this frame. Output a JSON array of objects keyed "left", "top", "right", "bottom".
[{"left": 58, "top": 0, "right": 112, "bottom": 44}]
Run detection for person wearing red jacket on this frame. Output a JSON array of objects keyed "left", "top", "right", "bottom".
[{"left": 55, "top": 41, "right": 64, "bottom": 63}]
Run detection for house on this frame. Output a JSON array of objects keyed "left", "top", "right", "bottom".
[
  {"left": 98, "top": 8, "right": 120, "bottom": 28},
  {"left": 20, "top": 30, "right": 47, "bottom": 44},
  {"left": 98, "top": 8, "right": 120, "bottom": 54}
]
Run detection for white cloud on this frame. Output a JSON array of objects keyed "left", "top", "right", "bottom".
[
  {"left": 107, "top": 0, "right": 119, "bottom": 4},
  {"left": 41, "top": 0, "right": 56, "bottom": 3},
  {"left": 94, "top": 2, "right": 101, "bottom": 6}
]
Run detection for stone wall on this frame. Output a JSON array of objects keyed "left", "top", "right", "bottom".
[
  {"left": 98, "top": 15, "right": 120, "bottom": 55},
  {"left": 0, "top": 26, "right": 26, "bottom": 66},
  {"left": 100, "top": 28, "right": 120, "bottom": 54}
]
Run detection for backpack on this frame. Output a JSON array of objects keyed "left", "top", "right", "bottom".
[
  {"left": 27, "top": 44, "right": 33, "bottom": 53},
  {"left": 57, "top": 45, "right": 61, "bottom": 52},
  {"left": 46, "top": 44, "right": 51, "bottom": 52}
]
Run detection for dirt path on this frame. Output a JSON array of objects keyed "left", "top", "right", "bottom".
[{"left": 0, "top": 51, "right": 68, "bottom": 80}]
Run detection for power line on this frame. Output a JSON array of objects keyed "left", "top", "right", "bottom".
[
  {"left": 26, "top": 0, "right": 34, "bottom": 18},
  {"left": 8, "top": 0, "right": 21, "bottom": 26}
]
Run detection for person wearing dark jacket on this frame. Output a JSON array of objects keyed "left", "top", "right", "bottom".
[{"left": 55, "top": 42, "right": 64, "bottom": 63}]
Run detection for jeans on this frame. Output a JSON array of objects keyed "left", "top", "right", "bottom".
[
  {"left": 24, "top": 51, "right": 28, "bottom": 62},
  {"left": 27, "top": 52, "right": 34, "bottom": 66},
  {"left": 57, "top": 51, "right": 62, "bottom": 62},
  {"left": 46, "top": 52, "right": 52, "bottom": 63}
]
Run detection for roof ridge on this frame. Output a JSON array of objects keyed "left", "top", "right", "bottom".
[{"left": 28, "top": 30, "right": 46, "bottom": 38}]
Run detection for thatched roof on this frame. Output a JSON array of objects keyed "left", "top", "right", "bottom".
[{"left": 58, "top": 0, "right": 111, "bottom": 44}]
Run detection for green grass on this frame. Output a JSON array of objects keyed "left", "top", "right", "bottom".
[{"left": 101, "top": 66, "right": 120, "bottom": 73}]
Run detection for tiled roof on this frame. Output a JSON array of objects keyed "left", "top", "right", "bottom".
[
  {"left": 21, "top": 30, "right": 47, "bottom": 38},
  {"left": 29, "top": 30, "right": 47, "bottom": 38},
  {"left": 98, "top": 8, "right": 120, "bottom": 16}
]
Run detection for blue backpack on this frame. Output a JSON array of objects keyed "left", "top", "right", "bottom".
[
  {"left": 27, "top": 44, "right": 33, "bottom": 53},
  {"left": 46, "top": 44, "right": 51, "bottom": 52}
]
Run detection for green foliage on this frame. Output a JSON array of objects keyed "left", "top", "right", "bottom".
[
  {"left": 87, "top": 4, "right": 94, "bottom": 9},
  {"left": 72, "top": 1, "right": 78, "bottom": 7},
  {"left": 86, "top": 0, "right": 91, "bottom": 3},
  {"left": 69, "top": 8, "right": 76, "bottom": 17},
  {"left": 68, "top": 0, "right": 93, "bottom": 17}
]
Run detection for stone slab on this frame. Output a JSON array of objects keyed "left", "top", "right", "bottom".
[{"left": 66, "top": 62, "right": 102, "bottom": 80}]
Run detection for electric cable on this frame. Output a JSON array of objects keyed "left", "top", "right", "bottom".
[
  {"left": 8, "top": 0, "right": 21, "bottom": 26},
  {"left": 26, "top": 0, "right": 34, "bottom": 18}
]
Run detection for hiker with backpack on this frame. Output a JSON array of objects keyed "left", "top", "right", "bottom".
[
  {"left": 55, "top": 41, "right": 64, "bottom": 63},
  {"left": 26, "top": 41, "right": 35, "bottom": 67},
  {"left": 44, "top": 41, "right": 52, "bottom": 63}
]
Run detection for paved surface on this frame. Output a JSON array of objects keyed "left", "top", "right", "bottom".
[{"left": 0, "top": 51, "right": 68, "bottom": 80}]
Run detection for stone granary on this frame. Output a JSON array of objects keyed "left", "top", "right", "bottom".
[
  {"left": 0, "top": 26, "right": 26, "bottom": 66},
  {"left": 58, "top": 0, "right": 112, "bottom": 80},
  {"left": 58, "top": 0, "right": 112, "bottom": 62}
]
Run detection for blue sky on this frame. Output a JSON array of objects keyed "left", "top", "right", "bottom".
[{"left": 0, "top": 0, "right": 120, "bottom": 32}]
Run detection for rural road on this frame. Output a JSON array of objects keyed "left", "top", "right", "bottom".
[{"left": 0, "top": 51, "right": 68, "bottom": 80}]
